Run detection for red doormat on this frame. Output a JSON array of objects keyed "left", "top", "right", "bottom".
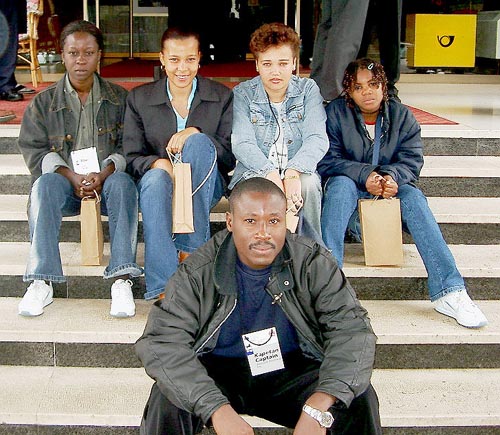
[
  {"left": 406, "top": 105, "right": 458, "bottom": 125},
  {"left": 1, "top": 81, "right": 458, "bottom": 126}
]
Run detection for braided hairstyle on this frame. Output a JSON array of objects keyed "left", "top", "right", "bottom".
[{"left": 342, "top": 58, "right": 388, "bottom": 108}]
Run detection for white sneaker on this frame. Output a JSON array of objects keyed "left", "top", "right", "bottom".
[
  {"left": 18, "top": 280, "right": 53, "bottom": 317},
  {"left": 433, "top": 290, "right": 488, "bottom": 328},
  {"left": 110, "top": 279, "right": 135, "bottom": 318}
]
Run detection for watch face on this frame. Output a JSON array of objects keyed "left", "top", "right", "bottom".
[{"left": 320, "top": 412, "right": 334, "bottom": 428}]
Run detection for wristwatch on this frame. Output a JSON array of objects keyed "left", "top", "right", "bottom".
[{"left": 302, "top": 404, "right": 334, "bottom": 428}]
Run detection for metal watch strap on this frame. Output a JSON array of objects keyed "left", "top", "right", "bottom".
[{"left": 302, "top": 403, "right": 334, "bottom": 428}]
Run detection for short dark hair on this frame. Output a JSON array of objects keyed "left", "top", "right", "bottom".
[
  {"left": 342, "top": 58, "right": 389, "bottom": 107},
  {"left": 60, "top": 20, "right": 104, "bottom": 52},
  {"left": 229, "top": 178, "right": 286, "bottom": 212},
  {"left": 249, "top": 22, "right": 300, "bottom": 58},
  {"left": 160, "top": 26, "right": 201, "bottom": 51}
]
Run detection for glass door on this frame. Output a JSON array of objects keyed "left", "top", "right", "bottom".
[{"left": 84, "top": 0, "right": 167, "bottom": 58}]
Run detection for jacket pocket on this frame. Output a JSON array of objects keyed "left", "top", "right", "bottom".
[{"left": 48, "top": 136, "right": 67, "bottom": 153}]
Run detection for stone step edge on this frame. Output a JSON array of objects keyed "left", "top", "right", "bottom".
[
  {"left": 1, "top": 366, "right": 499, "bottom": 428},
  {"left": 2, "top": 154, "right": 500, "bottom": 177},
  {"left": 0, "top": 299, "right": 498, "bottom": 345},
  {"left": 1, "top": 242, "right": 498, "bottom": 278},
  {"left": 2, "top": 195, "right": 499, "bottom": 224}
]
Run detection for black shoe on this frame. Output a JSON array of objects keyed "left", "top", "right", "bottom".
[
  {"left": 0, "top": 89, "right": 24, "bottom": 102},
  {"left": 14, "top": 84, "right": 36, "bottom": 95}
]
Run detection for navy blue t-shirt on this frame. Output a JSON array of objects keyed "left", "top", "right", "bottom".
[{"left": 212, "top": 258, "right": 300, "bottom": 358}]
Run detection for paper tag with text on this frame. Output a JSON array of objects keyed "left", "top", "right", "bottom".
[
  {"left": 71, "top": 147, "right": 100, "bottom": 175},
  {"left": 242, "top": 327, "right": 284, "bottom": 376}
]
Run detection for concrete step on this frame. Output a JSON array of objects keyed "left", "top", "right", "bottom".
[
  {"left": 0, "top": 242, "right": 498, "bottom": 300},
  {"left": 1, "top": 154, "right": 499, "bottom": 196},
  {"left": 2, "top": 195, "right": 497, "bottom": 244},
  {"left": 0, "top": 365, "right": 499, "bottom": 434},
  {"left": 0, "top": 298, "right": 498, "bottom": 369},
  {"left": 1, "top": 129, "right": 499, "bottom": 156}
]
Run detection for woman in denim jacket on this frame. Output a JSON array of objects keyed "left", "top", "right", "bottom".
[{"left": 230, "top": 23, "right": 328, "bottom": 237}]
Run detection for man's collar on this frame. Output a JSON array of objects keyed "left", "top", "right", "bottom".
[{"left": 213, "top": 231, "right": 295, "bottom": 296}]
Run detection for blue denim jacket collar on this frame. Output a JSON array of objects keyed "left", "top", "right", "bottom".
[{"left": 249, "top": 75, "right": 305, "bottom": 105}]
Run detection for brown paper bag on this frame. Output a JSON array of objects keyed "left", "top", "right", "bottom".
[
  {"left": 358, "top": 198, "right": 404, "bottom": 266},
  {"left": 172, "top": 161, "right": 195, "bottom": 233},
  {"left": 81, "top": 196, "right": 104, "bottom": 266}
]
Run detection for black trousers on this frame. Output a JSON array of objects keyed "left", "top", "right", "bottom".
[
  {"left": 358, "top": 0, "right": 402, "bottom": 88},
  {"left": 140, "top": 353, "right": 382, "bottom": 435}
]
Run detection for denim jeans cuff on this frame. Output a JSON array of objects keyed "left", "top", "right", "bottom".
[
  {"left": 144, "top": 288, "right": 164, "bottom": 300},
  {"left": 103, "top": 263, "right": 143, "bottom": 280},
  {"left": 173, "top": 241, "right": 198, "bottom": 254},
  {"left": 23, "top": 273, "right": 66, "bottom": 283},
  {"left": 430, "top": 284, "right": 466, "bottom": 302}
]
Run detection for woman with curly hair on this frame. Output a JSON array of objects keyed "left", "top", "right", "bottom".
[
  {"left": 318, "top": 58, "right": 487, "bottom": 329},
  {"left": 230, "top": 22, "right": 328, "bottom": 237}
]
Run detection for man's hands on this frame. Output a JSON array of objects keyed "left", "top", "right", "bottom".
[
  {"left": 211, "top": 404, "right": 254, "bottom": 435},
  {"left": 365, "top": 171, "right": 398, "bottom": 198}
]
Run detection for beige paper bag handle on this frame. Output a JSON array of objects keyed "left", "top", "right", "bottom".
[{"left": 81, "top": 190, "right": 101, "bottom": 203}]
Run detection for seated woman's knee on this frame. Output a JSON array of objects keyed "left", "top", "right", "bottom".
[
  {"left": 182, "top": 134, "right": 216, "bottom": 161},
  {"left": 300, "top": 172, "right": 321, "bottom": 194}
]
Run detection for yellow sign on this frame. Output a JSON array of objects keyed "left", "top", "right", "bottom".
[{"left": 406, "top": 14, "right": 477, "bottom": 68}]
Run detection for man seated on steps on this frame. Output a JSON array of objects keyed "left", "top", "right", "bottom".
[
  {"left": 136, "top": 177, "right": 382, "bottom": 435},
  {"left": 17, "top": 20, "right": 142, "bottom": 318},
  {"left": 318, "top": 58, "right": 488, "bottom": 329}
]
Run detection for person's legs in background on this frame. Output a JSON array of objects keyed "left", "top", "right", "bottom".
[
  {"left": 358, "top": 0, "right": 402, "bottom": 99},
  {"left": 0, "top": 1, "right": 24, "bottom": 101},
  {"left": 310, "top": 0, "right": 370, "bottom": 101}
]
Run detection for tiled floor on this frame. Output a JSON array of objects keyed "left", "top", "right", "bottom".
[{"left": 397, "top": 74, "right": 500, "bottom": 137}]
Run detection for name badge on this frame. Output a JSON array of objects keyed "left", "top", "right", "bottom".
[
  {"left": 71, "top": 147, "right": 100, "bottom": 175},
  {"left": 242, "top": 327, "right": 284, "bottom": 376}
]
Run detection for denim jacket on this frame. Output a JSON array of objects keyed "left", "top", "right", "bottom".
[
  {"left": 18, "top": 73, "right": 128, "bottom": 181},
  {"left": 229, "top": 75, "right": 328, "bottom": 189}
]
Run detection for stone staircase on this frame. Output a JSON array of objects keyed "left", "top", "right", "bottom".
[{"left": 0, "top": 122, "right": 499, "bottom": 434}]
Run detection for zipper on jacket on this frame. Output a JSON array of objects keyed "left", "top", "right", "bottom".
[
  {"left": 265, "top": 287, "right": 324, "bottom": 356},
  {"left": 194, "top": 298, "right": 238, "bottom": 354}
]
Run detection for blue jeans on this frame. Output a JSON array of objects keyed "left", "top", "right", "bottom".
[
  {"left": 138, "top": 133, "right": 223, "bottom": 300},
  {"left": 299, "top": 172, "right": 323, "bottom": 238},
  {"left": 24, "top": 172, "right": 142, "bottom": 283},
  {"left": 321, "top": 176, "right": 465, "bottom": 301}
]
